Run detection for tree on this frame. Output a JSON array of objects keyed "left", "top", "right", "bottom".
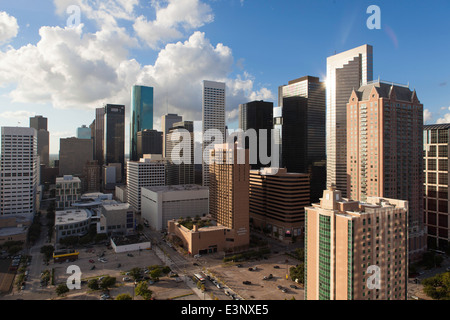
[
  {"left": 290, "top": 264, "right": 305, "bottom": 285},
  {"left": 88, "top": 279, "right": 99, "bottom": 291},
  {"left": 149, "top": 268, "right": 162, "bottom": 281},
  {"left": 100, "top": 276, "right": 116, "bottom": 290},
  {"left": 135, "top": 281, "right": 153, "bottom": 300},
  {"left": 422, "top": 272, "right": 450, "bottom": 300},
  {"left": 116, "top": 294, "right": 133, "bottom": 300},
  {"left": 40, "top": 245, "right": 54, "bottom": 262},
  {"left": 56, "top": 283, "right": 70, "bottom": 296},
  {"left": 129, "top": 267, "right": 142, "bottom": 281}
]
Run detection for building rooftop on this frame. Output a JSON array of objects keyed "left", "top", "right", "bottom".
[
  {"left": 102, "top": 202, "right": 131, "bottom": 211},
  {"left": 56, "top": 175, "right": 81, "bottom": 183},
  {"left": 424, "top": 123, "right": 450, "bottom": 130},
  {"left": 355, "top": 80, "right": 417, "bottom": 103},
  {"left": 55, "top": 209, "right": 91, "bottom": 225},
  {"left": 143, "top": 184, "right": 209, "bottom": 193}
]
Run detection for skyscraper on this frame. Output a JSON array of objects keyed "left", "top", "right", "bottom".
[
  {"left": 166, "top": 121, "right": 195, "bottom": 185},
  {"left": 209, "top": 143, "right": 250, "bottom": 250},
  {"left": 423, "top": 123, "right": 450, "bottom": 250},
  {"left": 95, "top": 107, "right": 105, "bottom": 166},
  {"left": 305, "top": 186, "right": 408, "bottom": 300},
  {"left": 0, "top": 127, "right": 38, "bottom": 218},
  {"left": 137, "top": 129, "right": 163, "bottom": 160},
  {"left": 59, "top": 137, "right": 93, "bottom": 177},
  {"left": 326, "top": 45, "right": 373, "bottom": 197},
  {"left": 130, "top": 85, "right": 154, "bottom": 161},
  {"left": 29, "top": 115, "right": 49, "bottom": 167},
  {"left": 346, "top": 80, "right": 425, "bottom": 261},
  {"left": 77, "top": 125, "right": 91, "bottom": 139},
  {"left": 249, "top": 167, "right": 310, "bottom": 241},
  {"left": 103, "top": 104, "right": 125, "bottom": 176},
  {"left": 202, "top": 80, "right": 226, "bottom": 187},
  {"left": 238, "top": 100, "right": 273, "bottom": 170},
  {"left": 162, "top": 113, "right": 182, "bottom": 158}
]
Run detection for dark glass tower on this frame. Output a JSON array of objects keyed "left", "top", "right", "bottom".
[
  {"left": 238, "top": 100, "right": 274, "bottom": 170},
  {"left": 130, "top": 85, "right": 154, "bottom": 161},
  {"left": 137, "top": 129, "right": 163, "bottom": 160},
  {"left": 103, "top": 104, "right": 125, "bottom": 176}
]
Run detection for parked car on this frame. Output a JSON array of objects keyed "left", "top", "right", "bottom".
[
  {"left": 243, "top": 281, "right": 251, "bottom": 285},
  {"left": 89, "top": 259, "right": 95, "bottom": 263},
  {"left": 273, "top": 265, "right": 280, "bottom": 269},
  {"left": 122, "top": 277, "right": 131, "bottom": 282}
]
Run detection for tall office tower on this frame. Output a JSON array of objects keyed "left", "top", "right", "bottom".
[
  {"left": 0, "top": 127, "right": 38, "bottom": 218},
  {"left": 59, "top": 137, "right": 93, "bottom": 177},
  {"left": 137, "top": 129, "right": 163, "bottom": 160},
  {"left": 55, "top": 175, "right": 82, "bottom": 210},
  {"left": 104, "top": 104, "right": 125, "bottom": 177},
  {"left": 326, "top": 45, "right": 373, "bottom": 197},
  {"left": 126, "top": 154, "right": 166, "bottom": 213},
  {"left": 162, "top": 113, "right": 182, "bottom": 158},
  {"left": 238, "top": 100, "right": 274, "bottom": 170},
  {"left": 130, "top": 85, "right": 154, "bottom": 161},
  {"left": 249, "top": 167, "right": 310, "bottom": 241},
  {"left": 83, "top": 160, "right": 101, "bottom": 193},
  {"left": 77, "top": 125, "right": 91, "bottom": 139},
  {"left": 166, "top": 121, "right": 195, "bottom": 185},
  {"left": 29, "top": 115, "right": 49, "bottom": 167},
  {"left": 95, "top": 107, "right": 105, "bottom": 166},
  {"left": 423, "top": 124, "right": 450, "bottom": 250},
  {"left": 209, "top": 143, "right": 250, "bottom": 250},
  {"left": 305, "top": 186, "right": 408, "bottom": 300},
  {"left": 277, "top": 76, "right": 326, "bottom": 203},
  {"left": 202, "top": 80, "right": 226, "bottom": 187},
  {"left": 89, "top": 120, "right": 96, "bottom": 157},
  {"left": 347, "top": 80, "right": 425, "bottom": 261}
]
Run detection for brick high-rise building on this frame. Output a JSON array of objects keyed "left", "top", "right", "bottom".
[
  {"left": 346, "top": 80, "right": 425, "bottom": 261},
  {"left": 209, "top": 143, "right": 250, "bottom": 250},
  {"left": 305, "top": 186, "right": 408, "bottom": 300},
  {"left": 249, "top": 167, "right": 310, "bottom": 241}
]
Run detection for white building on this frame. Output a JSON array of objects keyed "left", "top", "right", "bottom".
[
  {"left": 126, "top": 154, "right": 166, "bottom": 213},
  {"left": 141, "top": 184, "right": 209, "bottom": 231},
  {"left": 326, "top": 44, "right": 373, "bottom": 197},
  {"left": 0, "top": 127, "right": 38, "bottom": 218},
  {"left": 202, "top": 80, "right": 226, "bottom": 187},
  {"left": 55, "top": 209, "right": 91, "bottom": 242},
  {"left": 55, "top": 175, "right": 82, "bottom": 210}
]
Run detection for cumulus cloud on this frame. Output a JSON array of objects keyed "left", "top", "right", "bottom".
[
  {"left": 423, "top": 109, "right": 432, "bottom": 124},
  {"left": 0, "top": 11, "right": 19, "bottom": 45},
  {"left": 133, "top": 0, "right": 214, "bottom": 49},
  {"left": 0, "top": 110, "right": 34, "bottom": 120},
  {"left": 0, "top": 1, "right": 273, "bottom": 131}
]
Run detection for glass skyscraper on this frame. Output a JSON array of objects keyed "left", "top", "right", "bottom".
[
  {"left": 130, "top": 85, "right": 154, "bottom": 161},
  {"left": 104, "top": 104, "right": 125, "bottom": 173}
]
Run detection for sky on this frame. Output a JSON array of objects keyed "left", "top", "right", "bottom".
[{"left": 0, "top": 0, "right": 450, "bottom": 154}]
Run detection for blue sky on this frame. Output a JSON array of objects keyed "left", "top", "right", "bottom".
[{"left": 0, "top": 0, "right": 449, "bottom": 154}]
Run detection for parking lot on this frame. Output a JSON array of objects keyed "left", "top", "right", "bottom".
[{"left": 204, "top": 253, "right": 305, "bottom": 300}]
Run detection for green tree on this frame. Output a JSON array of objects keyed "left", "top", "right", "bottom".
[
  {"left": 149, "top": 268, "right": 162, "bottom": 281},
  {"left": 88, "top": 279, "right": 99, "bottom": 291},
  {"left": 100, "top": 276, "right": 116, "bottom": 290},
  {"left": 135, "top": 281, "right": 153, "bottom": 300},
  {"left": 129, "top": 267, "right": 142, "bottom": 281},
  {"left": 289, "top": 263, "right": 305, "bottom": 285},
  {"left": 56, "top": 283, "right": 70, "bottom": 296},
  {"left": 116, "top": 293, "right": 133, "bottom": 300},
  {"left": 40, "top": 245, "right": 54, "bottom": 262}
]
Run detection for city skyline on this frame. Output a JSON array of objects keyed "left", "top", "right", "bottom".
[{"left": 1, "top": 1, "right": 450, "bottom": 154}]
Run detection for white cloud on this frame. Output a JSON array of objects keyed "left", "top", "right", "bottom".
[
  {"left": 423, "top": 109, "right": 432, "bottom": 123},
  {"left": 0, "top": 1, "right": 273, "bottom": 133},
  {"left": 0, "top": 11, "right": 19, "bottom": 45},
  {"left": 437, "top": 113, "right": 450, "bottom": 124},
  {"left": 0, "top": 110, "right": 34, "bottom": 120},
  {"left": 133, "top": 0, "right": 214, "bottom": 49}
]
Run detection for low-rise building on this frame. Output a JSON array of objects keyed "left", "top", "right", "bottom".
[
  {"left": 55, "top": 175, "right": 82, "bottom": 210},
  {"left": 55, "top": 209, "right": 91, "bottom": 242},
  {"left": 141, "top": 184, "right": 209, "bottom": 231}
]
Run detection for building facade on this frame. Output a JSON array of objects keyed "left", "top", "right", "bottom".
[
  {"left": 162, "top": 113, "right": 182, "bottom": 158},
  {"left": 305, "top": 186, "right": 408, "bottom": 300},
  {"left": 141, "top": 185, "right": 209, "bottom": 231},
  {"left": 29, "top": 115, "right": 49, "bottom": 167},
  {"left": 130, "top": 85, "right": 154, "bottom": 161},
  {"left": 77, "top": 125, "right": 91, "bottom": 139},
  {"left": 95, "top": 107, "right": 105, "bottom": 166},
  {"left": 137, "top": 129, "right": 162, "bottom": 160},
  {"left": 326, "top": 45, "right": 373, "bottom": 197},
  {"left": 166, "top": 121, "right": 195, "bottom": 185},
  {"left": 0, "top": 127, "right": 38, "bottom": 218},
  {"left": 238, "top": 100, "right": 274, "bottom": 170},
  {"left": 347, "top": 80, "right": 425, "bottom": 261},
  {"left": 423, "top": 123, "right": 450, "bottom": 250},
  {"left": 103, "top": 104, "right": 125, "bottom": 175},
  {"left": 55, "top": 175, "right": 82, "bottom": 210},
  {"left": 59, "top": 137, "right": 93, "bottom": 177},
  {"left": 249, "top": 167, "right": 310, "bottom": 241},
  {"left": 126, "top": 154, "right": 166, "bottom": 213},
  {"left": 209, "top": 143, "right": 250, "bottom": 251},
  {"left": 202, "top": 80, "right": 226, "bottom": 187}
]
